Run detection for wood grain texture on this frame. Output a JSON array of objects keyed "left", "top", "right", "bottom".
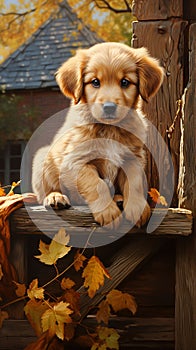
[
  {"left": 0, "top": 318, "right": 174, "bottom": 350},
  {"left": 132, "top": 0, "right": 183, "bottom": 20},
  {"left": 175, "top": 23, "right": 196, "bottom": 350},
  {"left": 132, "top": 19, "right": 188, "bottom": 205},
  {"left": 10, "top": 206, "right": 193, "bottom": 239},
  {"left": 78, "top": 237, "right": 165, "bottom": 318}
]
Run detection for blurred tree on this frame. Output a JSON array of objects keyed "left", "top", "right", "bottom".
[
  {"left": 0, "top": 89, "right": 39, "bottom": 148},
  {"left": 0, "top": 0, "right": 135, "bottom": 62}
]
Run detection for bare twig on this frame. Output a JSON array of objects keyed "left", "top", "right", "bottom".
[{"left": 93, "top": 0, "right": 132, "bottom": 13}]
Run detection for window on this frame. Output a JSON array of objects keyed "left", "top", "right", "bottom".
[{"left": 0, "top": 141, "right": 26, "bottom": 191}]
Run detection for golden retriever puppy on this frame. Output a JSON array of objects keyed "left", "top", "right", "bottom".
[{"left": 32, "top": 42, "right": 164, "bottom": 228}]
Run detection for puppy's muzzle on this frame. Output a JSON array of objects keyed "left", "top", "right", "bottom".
[{"left": 103, "top": 102, "right": 117, "bottom": 119}]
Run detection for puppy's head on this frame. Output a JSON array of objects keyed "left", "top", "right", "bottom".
[{"left": 56, "top": 42, "right": 164, "bottom": 123}]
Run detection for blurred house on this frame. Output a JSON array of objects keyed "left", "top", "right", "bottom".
[{"left": 0, "top": 0, "right": 101, "bottom": 188}]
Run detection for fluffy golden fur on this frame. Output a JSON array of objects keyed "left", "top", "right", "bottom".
[{"left": 32, "top": 42, "right": 164, "bottom": 228}]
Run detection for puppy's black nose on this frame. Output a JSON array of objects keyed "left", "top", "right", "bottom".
[{"left": 103, "top": 102, "right": 117, "bottom": 116}]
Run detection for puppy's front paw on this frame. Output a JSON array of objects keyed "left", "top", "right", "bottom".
[
  {"left": 125, "top": 199, "right": 151, "bottom": 227},
  {"left": 93, "top": 201, "right": 122, "bottom": 229},
  {"left": 43, "top": 192, "right": 71, "bottom": 209}
]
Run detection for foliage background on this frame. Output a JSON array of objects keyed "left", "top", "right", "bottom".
[{"left": 0, "top": 0, "right": 135, "bottom": 63}]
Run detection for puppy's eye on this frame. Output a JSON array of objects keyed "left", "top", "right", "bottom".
[
  {"left": 91, "top": 78, "right": 100, "bottom": 88},
  {"left": 121, "top": 78, "right": 131, "bottom": 88}
]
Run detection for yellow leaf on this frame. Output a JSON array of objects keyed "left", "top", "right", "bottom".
[
  {"left": 0, "top": 310, "right": 8, "bottom": 328},
  {"left": 24, "top": 299, "right": 49, "bottom": 337},
  {"left": 96, "top": 300, "right": 110, "bottom": 325},
  {"left": 97, "top": 327, "right": 120, "bottom": 349},
  {"left": 106, "top": 289, "right": 137, "bottom": 315},
  {"left": 159, "top": 195, "right": 168, "bottom": 207},
  {"left": 0, "top": 264, "right": 3, "bottom": 280},
  {"left": 61, "top": 277, "right": 75, "bottom": 290},
  {"left": 7, "top": 180, "right": 21, "bottom": 196},
  {"left": 74, "top": 249, "right": 86, "bottom": 272},
  {"left": 82, "top": 256, "right": 111, "bottom": 298},
  {"left": 27, "top": 279, "right": 44, "bottom": 300},
  {"left": 148, "top": 188, "right": 168, "bottom": 206},
  {"left": 35, "top": 228, "right": 71, "bottom": 265},
  {"left": 41, "top": 301, "right": 73, "bottom": 340},
  {"left": 13, "top": 281, "right": 26, "bottom": 297}
]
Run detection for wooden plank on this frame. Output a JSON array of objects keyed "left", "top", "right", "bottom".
[
  {"left": 10, "top": 207, "right": 193, "bottom": 241},
  {"left": 175, "top": 23, "right": 196, "bottom": 350},
  {"left": 132, "top": 19, "right": 187, "bottom": 206},
  {"left": 0, "top": 320, "right": 36, "bottom": 350},
  {"left": 84, "top": 316, "right": 174, "bottom": 342},
  {"left": 0, "top": 317, "right": 174, "bottom": 350},
  {"left": 132, "top": 0, "right": 183, "bottom": 20},
  {"left": 78, "top": 237, "right": 165, "bottom": 318}
]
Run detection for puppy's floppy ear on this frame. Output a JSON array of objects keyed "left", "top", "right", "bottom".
[
  {"left": 55, "top": 50, "right": 87, "bottom": 104},
  {"left": 136, "top": 48, "right": 164, "bottom": 102}
]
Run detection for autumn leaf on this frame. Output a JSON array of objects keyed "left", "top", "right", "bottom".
[
  {"left": 61, "top": 277, "right": 75, "bottom": 290},
  {"left": 35, "top": 228, "right": 71, "bottom": 265},
  {"left": 106, "top": 289, "right": 137, "bottom": 315},
  {"left": 148, "top": 188, "right": 168, "bottom": 207},
  {"left": 0, "top": 310, "right": 8, "bottom": 328},
  {"left": 96, "top": 300, "right": 111, "bottom": 325},
  {"left": 82, "top": 256, "right": 111, "bottom": 298},
  {"left": 0, "top": 264, "right": 3, "bottom": 280},
  {"left": 75, "top": 334, "right": 95, "bottom": 348},
  {"left": 13, "top": 281, "right": 26, "bottom": 297},
  {"left": 24, "top": 299, "right": 49, "bottom": 337},
  {"left": 64, "top": 323, "right": 75, "bottom": 341},
  {"left": 74, "top": 249, "right": 87, "bottom": 272},
  {"left": 41, "top": 301, "right": 73, "bottom": 340},
  {"left": 0, "top": 187, "right": 6, "bottom": 196},
  {"left": 62, "top": 289, "right": 80, "bottom": 315},
  {"left": 91, "top": 344, "right": 106, "bottom": 350},
  {"left": 27, "top": 279, "right": 44, "bottom": 300},
  {"left": 98, "top": 327, "right": 120, "bottom": 349},
  {"left": 91, "top": 327, "right": 120, "bottom": 350},
  {"left": 7, "top": 180, "right": 21, "bottom": 196}
]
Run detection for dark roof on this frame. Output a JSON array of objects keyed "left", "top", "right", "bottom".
[{"left": 0, "top": 1, "right": 102, "bottom": 90}]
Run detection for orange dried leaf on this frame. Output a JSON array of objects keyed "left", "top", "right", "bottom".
[
  {"left": 35, "top": 228, "right": 71, "bottom": 265},
  {"left": 13, "top": 281, "right": 26, "bottom": 297},
  {"left": 75, "top": 334, "right": 95, "bottom": 348},
  {"left": 62, "top": 289, "right": 80, "bottom": 315},
  {"left": 148, "top": 188, "right": 168, "bottom": 206},
  {"left": 0, "top": 310, "right": 8, "bottom": 328},
  {"left": 96, "top": 300, "right": 111, "bottom": 325},
  {"left": 82, "top": 256, "right": 111, "bottom": 298},
  {"left": 74, "top": 250, "right": 87, "bottom": 272},
  {"left": 64, "top": 323, "right": 75, "bottom": 341},
  {"left": 24, "top": 299, "right": 48, "bottom": 337},
  {"left": 27, "top": 279, "right": 44, "bottom": 300},
  {"left": 61, "top": 277, "right": 75, "bottom": 290},
  {"left": 106, "top": 289, "right": 137, "bottom": 315},
  {"left": 0, "top": 187, "right": 6, "bottom": 197},
  {"left": 41, "top": 301, "right": 73, "bottom": 340}
]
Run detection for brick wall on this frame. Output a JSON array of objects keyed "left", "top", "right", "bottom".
[{"left": 14, "top": 88, "right": 70, "bottom": 124}]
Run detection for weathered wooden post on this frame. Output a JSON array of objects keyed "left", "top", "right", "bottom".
[
  {"left": 176, "top": 22, "right": 196, "bottom": 350},
  {"left": 132, "top": 0, "right": 196, "bottom": 349},
  {"left": 132, "top": 0, "right": 187, "bottom": 206}
]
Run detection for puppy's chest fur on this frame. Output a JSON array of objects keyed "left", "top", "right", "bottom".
[{"left": 86, "top": 124, "right": 143, "bottom": 183}]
